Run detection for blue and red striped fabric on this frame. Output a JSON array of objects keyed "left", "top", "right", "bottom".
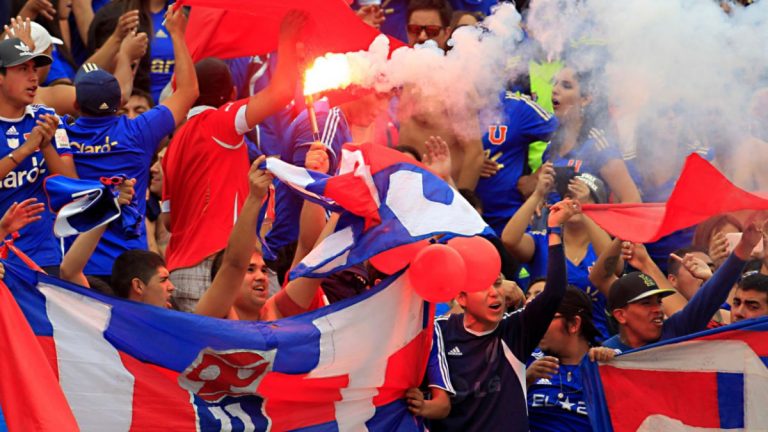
[
  {"left": 266, "top": 142, "right": 494, "bottom": 279},
  {"left": 582, "top": 316, "right": 768, "bottom": 431},
  {"left": 0, "top": 260, "right": 434, "bottom": 431}
]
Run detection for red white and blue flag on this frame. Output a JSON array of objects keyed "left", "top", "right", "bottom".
[
  {"left": 0, "top": 261, "right": 433, "bottom": 431},
  {"left": 582, "top": 317, "right": 768, "bottom": 431},
  {"left": 265, "top": 142, "right": 493, "bottom": 279}
]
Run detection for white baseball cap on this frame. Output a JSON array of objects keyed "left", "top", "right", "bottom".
[{"left": 30, "top": 21, "right": 63, "bottom": 54}]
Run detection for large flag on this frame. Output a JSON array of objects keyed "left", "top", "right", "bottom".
[
  {"left": 582, "top": 316, "right": 768, "bottom": 431},
  {"left": 179, "top": 0, "right": 405, "bottom": 61},
  {"left": 582, "top": 154, "right": 768, "bottom": 243},
  {"left": 0, "top": 261, "right": 433, "bottom": 431},
  {"left": 265, "top": 142, "right": 494, "bottom": 279}
]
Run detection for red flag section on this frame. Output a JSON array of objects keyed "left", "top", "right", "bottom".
[
  {"left": 180, "top": 0, "right": 405, "bottom": 61},
  {"left": 0, "top": 282, "right": 79, "bottom": 431},
  {"left": 582, "top": 154, "right": 768, "bottom": 243}
]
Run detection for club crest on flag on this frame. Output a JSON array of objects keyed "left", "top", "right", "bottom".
[{"left": 179, "top": 348, "right": 275, "bottom": 403}]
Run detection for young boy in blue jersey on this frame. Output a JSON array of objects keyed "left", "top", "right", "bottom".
[
  {"left": 601, "top": 223, "right": 761, "bottom": 352},
  {"left": 0, "top": 37, "right": 77, "bottom": 274},
  {"left": 62, "top": 6, "right": 198, "bottom": 282},
  {"left": 429, "top": 198, "right": 572, "bottom": 432},
  {"left": 526, "top": 286, "right": 616, "bottom": 432},
  {"left": 475, "top": 91, "right": 558, "bottom": 235}
]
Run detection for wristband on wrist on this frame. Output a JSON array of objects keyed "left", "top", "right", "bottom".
[{"left": 547, "top": 225, "right": 563, "bottom": 237}]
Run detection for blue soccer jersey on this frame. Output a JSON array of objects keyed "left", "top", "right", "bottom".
[
  {"left": 544, "top": 127, "right": 621, "bottom": 203},
  {"left": 476, "top": 92, "right": 558, "bottom": 235},
  {"left": 149, "top": 9, "right": 175, "bottom": 104},
  {"left": 266, "top": 102, "right": 351, "bottom": 254},
  {"left": 64, "top": 106, "right": 175, "bottom": 275},
  {"left": 0, "top": 105, "right": 71, "bottom": 268},
  {"left": 527, "top": 350, "right": 592, "bottom": 432},
  {"left": 529, "top": 232, "right": 610, "bottom": 341}
]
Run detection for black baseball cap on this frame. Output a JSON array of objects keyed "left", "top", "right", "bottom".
[
  {"left": 0, "top": 37, "right": 52, "bottom": 68},
  {"left": 607, "top": 272, "right": 677, "bottom": 311},
  {"left": 574, "top": 173, "right": 608, "bottom": 204},
  {"left": 75, "top": 63, "right": 120, "bottom": 115}
]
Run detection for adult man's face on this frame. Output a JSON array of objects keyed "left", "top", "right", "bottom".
[
  {"left": 731, "top": 288, "right": 768, "bottom": 322},
  {"left": 0, "top": 61, "right": 39, "bottom": 108},
  {"left": 120, "top": 94, "right": 152, "bottom": 119},
  {"left": 235, "top": 252, "right": 270, "bottom": 311},
  {"left": 613, "top": 295, "right": 664, "bottom": 347},
  {"left": 140, "top": 266, "right": 175, "bottom": 309},
  {"left": 407, "top": 9, "right": 449, "bottom": 50}
]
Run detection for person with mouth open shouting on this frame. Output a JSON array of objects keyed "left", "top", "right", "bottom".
[
  {"left": 601, "top": 220, "right": 763, "bottom": 353},
  {"left": 428, "top": 198, "right": 572, "bottom": 432}
]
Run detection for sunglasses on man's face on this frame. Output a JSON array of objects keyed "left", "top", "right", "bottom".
[{"left": 407, "top": 24, "right": 443, "bottom": 38}]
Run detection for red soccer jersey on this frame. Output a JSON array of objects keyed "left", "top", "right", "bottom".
[{"left": 162, "top": 100, "right": 251, "bottom": 271}]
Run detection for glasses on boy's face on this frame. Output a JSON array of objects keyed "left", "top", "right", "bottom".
[{"left": 406, "top": 24, "right": 443, "bottom": 38}]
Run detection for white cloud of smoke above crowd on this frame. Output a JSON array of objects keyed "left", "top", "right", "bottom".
[
  {"left": 309, "top": 0, "right": 768, "bottom": 186},
  {"left": 526, "top": 0, "right": 768, "bottom": 182}
]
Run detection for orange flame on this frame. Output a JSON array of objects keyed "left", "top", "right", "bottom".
[{"left": 303, "top": 54, "right": 352, "bottom": 96}]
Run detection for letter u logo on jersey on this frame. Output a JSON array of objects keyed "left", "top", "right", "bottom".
[{"left": 488, "top": 125, "right": 508, "bottom": 145}]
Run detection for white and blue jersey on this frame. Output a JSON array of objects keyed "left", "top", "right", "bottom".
[
  {"left": 527, "top": 350, "right": 592, "bottom": 432},
  {"left": 149, "top": 7, "right": 174, "bottom": 104},
  {"left": 0, "top": 105, "right": 71, "bottom": 268},
  {"left": 266, "top": 102, "right": 351, "bottom": 254},
  {"left": 528, "top": 232, "right": 610, "bottom": 341},
  {"left": 476, "top": 92, "right": 558, "bottom": 235},
  {"left": 64, "top": 106, "right": 175, "bottom": 275}
]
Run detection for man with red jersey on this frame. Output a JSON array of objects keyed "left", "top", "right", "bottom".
[{"left": 161, "top": 11, "right": 309, "bottom": 312}]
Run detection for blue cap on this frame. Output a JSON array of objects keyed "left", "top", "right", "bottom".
[{"left": 75, "top": 63, "right": 120, "bottom": 115}]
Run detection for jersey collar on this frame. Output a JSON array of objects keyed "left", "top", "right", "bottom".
[
  {"left": 0, "top": 105, "right": 37, "bottom": 123},
  {"left": 187, "top": 105, "right": 216, "bottom": 119}
]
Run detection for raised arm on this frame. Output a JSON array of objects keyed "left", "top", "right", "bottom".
[
  {"left": 589, "top": 237, "right": 622, "bottom": 297},
  {"left": 159, "top": 6, "right": 199, "bottom": 126},
  {"left": 500, "top": 162, "right": 554, "bottom": 262},
  {"left": 520, "top": 199, "right": 574, "bottom": 354},
  {"left": 242, "top": 10, "right": 309, "bottom": 130},
  {"left": 664, "top": 222, "right": 758, "bottom": 335},
  {"left": 195, "top": 157, "right": 270, "bottom": 318},
  {"left": 60, "top": 179, "right": 136, "bottom": 286}
]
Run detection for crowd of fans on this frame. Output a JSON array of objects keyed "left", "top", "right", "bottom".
[{"left": 0, "top": 0, "right": 766, "bottom": 430}]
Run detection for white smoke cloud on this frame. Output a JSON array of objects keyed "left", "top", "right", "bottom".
[{"left": 526, "top": 0, "right": 768, "bottom": 189}]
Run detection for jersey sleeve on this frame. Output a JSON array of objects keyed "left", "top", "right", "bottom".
[
  {"left": 160, "top": 149, "right": 172, "bottom": 213},
  {"left": 206, "top": 98, "right": 251, "bottom": 149},
  {"left": 585, "top": 129, "right": 622, "bottom": 170},
  {"left": 427, "top": 321, "right": 455, "bottom": 395},
  {"left": 130, "top": 106, "right": 176, "bottom": 153},
  {"left": 508, "top": 96, "right": 559, "bottom": 143}
]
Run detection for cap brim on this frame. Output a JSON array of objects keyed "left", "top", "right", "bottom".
[
  {"left": 627, "top": 288, "right": 678, "bottom": 305},
  {"left": 4, "top": 52, "right": 53, "bottom": 68},
  {"left": 50, "top": 36, "right": 64, "bottom": 45}
]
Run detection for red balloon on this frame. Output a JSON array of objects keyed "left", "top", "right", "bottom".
[
  {"left": 370, "top": 240, "right": 429, "bottom": 274},
  {"left": 406, "top": 244, "right": 466, "bottom": 302},
  {"left": 447, "top": 236, "right": 501, "bottom": 293}
]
